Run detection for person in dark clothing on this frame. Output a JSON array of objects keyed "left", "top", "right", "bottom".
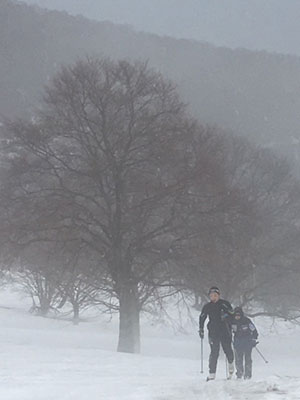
[
  {"left": 199, "top": 287, "right": 235, "bottom": 380},
  {"left": 230, "top": 306, "right": 258, "bottom": 379}
]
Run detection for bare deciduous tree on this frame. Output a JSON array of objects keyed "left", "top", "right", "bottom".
[{"left": 1, "top": 58, "right": 215, "bottom": 353}]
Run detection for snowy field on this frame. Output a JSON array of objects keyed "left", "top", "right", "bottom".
[{"left": 0, "top": 290, "right": 299, "bottom": 399}]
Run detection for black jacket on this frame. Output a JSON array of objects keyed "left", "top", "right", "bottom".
[
  {"left": 230, "top": 315, "right": 258, "bottom": 344},
  {"left": 199, "top": 299, "right": 233, "bottom": 337}
]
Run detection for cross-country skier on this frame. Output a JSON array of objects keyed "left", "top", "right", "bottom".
[
  {"left": 199, "top": 286, "right": 235, "bottom": 381},
  {"left": 230, "top": 306, "right": 258, "bottom": 379}
]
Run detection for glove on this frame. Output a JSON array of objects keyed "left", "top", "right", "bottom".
[
  {"left": 252, "top": 339, "right": 258, "bottom": 347},
  {"left": 220, "top": 310, "right": 229, "bottom": 321},
  {"left": 199, "top": 329, "right": 204, "bottom": 339}
]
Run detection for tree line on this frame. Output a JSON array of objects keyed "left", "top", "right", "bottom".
[{"left": 0, "top": 58, "right": 300, "bottom": 353}]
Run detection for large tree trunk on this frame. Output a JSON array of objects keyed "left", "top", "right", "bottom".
[
  {"left": 117, "top": 286, "right": 140, "bottom": 354},
  {"left": 38, "top": 297, "right": 51, "bottom": 317},
  {"left": 193, "top": 292, "right": 200, "bottom": 309}
]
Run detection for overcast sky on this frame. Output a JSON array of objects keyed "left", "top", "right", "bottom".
[{"left": 23, "top": 0, "right": 300, "bottom": 56}]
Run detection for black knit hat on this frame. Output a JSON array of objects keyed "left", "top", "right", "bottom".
[
  {"left": 234, "top": 306, "right": 244, "bottom": 317},
  {"left": 208, "top": 286, "right": 220, "bottom": 296}
]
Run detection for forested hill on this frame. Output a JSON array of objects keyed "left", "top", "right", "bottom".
[{"left": 2, "top": 0, "right": 300, "bottom": 161}]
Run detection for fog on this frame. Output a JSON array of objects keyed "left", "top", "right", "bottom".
[
  {"left": 1, "top": 0, "right": 300, "bottom": 398},
  {"left": 24, "top": 0, "right": 300, "bottom": 55}
]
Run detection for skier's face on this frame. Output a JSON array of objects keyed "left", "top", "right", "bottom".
[
  {"left": 235, "top": 314, "right": 241, "bottom": 320},
  {"left": 209, "top": 292, "right": 220, "bottom": 303}
]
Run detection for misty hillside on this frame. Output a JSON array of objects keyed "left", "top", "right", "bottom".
[
  {"left": 2, "top": 0, "right": 300, "bottom": 162},
  {"left": 24, "top": 0, "right": 300, "bottom": 56}
]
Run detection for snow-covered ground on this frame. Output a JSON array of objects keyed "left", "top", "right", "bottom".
[{"left": 0, "top": 289, "right": 299, "bottom": 399}]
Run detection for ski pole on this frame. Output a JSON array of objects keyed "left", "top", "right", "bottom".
[
  {"left": 255, "top": 346, "right": 269, "bottom": 364},
  {"left": 200, "top": 338, "right": 204, "bottom": 373}
]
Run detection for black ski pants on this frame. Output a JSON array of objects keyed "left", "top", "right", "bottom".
[
  {"left": 234, "top": 341, "right": 253, "bottom": 379},
  {"left": 208, "top": 334, "right": 234, "bottom": 374}
]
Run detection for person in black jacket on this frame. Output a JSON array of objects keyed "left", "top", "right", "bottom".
[
  {"left": 199, "top": 287, "right": 234, "bottom": 380},
  {"left": 230, "top": 306, "right": 258, "bottom": 379}
]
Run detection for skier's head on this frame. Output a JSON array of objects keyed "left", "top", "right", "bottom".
[
  {"left": 208, "top": 286, "right": 220, "bottom": 303},
  {"left": 234, "top": 306, "right": 244, "bottom": 320}
]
